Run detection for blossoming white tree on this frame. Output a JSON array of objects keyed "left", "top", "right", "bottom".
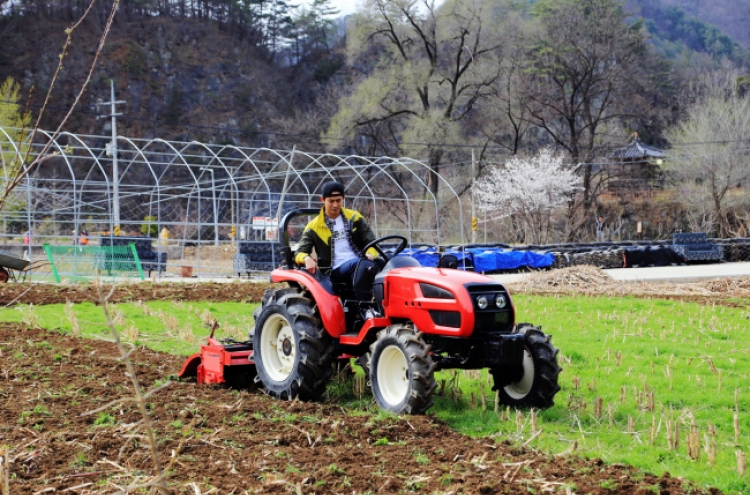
[{"left": 474, "top": 148, "right": 580, "bottom": 244}]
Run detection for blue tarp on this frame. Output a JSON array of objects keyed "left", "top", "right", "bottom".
[
  {"left": 398, "top": 247, "right": 440, "bottom": 267},
  {"left": 397, "top": 247, "right": 554, "bottom": 272},
  {"left": 463, "top": 248, "right": 555, "bottom": 272}
]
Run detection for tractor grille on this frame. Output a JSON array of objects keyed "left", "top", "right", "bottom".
[
  {"left": 429, "top": 310, "right": 461, "bottom": 328},
  {"left": 466, "top": 283, "right": 514, "bottom": 334},
  {"left": 474, "top": 312, "right": 512, "bottom": 333}
]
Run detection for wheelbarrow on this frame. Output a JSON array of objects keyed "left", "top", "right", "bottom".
[{"left": 0, "top": 251, "right": 45, "bottom": 282}]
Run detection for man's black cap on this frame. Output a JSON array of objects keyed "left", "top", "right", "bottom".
[{"left": 321, "top": 181, "right": 345, "bottom": 198}]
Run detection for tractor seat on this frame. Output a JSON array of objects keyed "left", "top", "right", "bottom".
[{"left": 373, "top": 255, "right": 420, "bottom": 284}]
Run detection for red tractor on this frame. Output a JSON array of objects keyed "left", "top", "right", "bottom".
[{"left": 180, "top": 209, "right": 561, "bottom": 414}]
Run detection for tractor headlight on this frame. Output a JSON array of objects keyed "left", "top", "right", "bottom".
[
  {"left": 476, "top": 295, "right": 488, "bottom": 309},
  {"left": 495, "top": 294, "right": 507, "bottom": 308}
]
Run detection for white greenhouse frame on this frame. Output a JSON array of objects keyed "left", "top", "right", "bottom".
[{"left": 0, "top": 128, "right": 467, "bottom": 280}]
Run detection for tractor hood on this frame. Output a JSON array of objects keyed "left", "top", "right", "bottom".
[{"left": 378, "top": 267, "right": 515, "bottom": 338}]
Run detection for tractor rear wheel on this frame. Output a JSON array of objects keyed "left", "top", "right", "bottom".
[
  {"left": 252, "top": 287, "right": 334, "bottom": 401},
  {"left": 369, "top": 324, "right": 436, "bottom": 414},
  {"left": 494, "top": 323, "right": 561, "bottom": 409}
]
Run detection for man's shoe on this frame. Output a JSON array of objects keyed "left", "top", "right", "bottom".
[{"left": 364, "top": 308, "right": 381, "bottom": 320}]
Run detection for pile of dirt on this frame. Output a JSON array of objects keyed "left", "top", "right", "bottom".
[
  {"left": 0, "top": 323, "right": 718, "bottom": 494},
  {"left": 510, "top": 265, "right": 617, "bottom": 290},
  {"left": 506, "top": 266, "right": 750, "bottom": 304}
]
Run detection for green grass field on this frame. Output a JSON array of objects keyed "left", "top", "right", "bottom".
[
  {"left": 438, "top": 295, "right": 750, "bottom": 494},
  {"left": 1, "top": 294, "right": 749, "bottom": 493}
]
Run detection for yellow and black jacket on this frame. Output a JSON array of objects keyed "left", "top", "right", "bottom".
[{"left": 294, "top": 207, "right": 377, "bottom": 274}]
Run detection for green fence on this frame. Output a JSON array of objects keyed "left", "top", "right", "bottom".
[{"left": 43, "top": 244, "right": 145, "bottom": 283}]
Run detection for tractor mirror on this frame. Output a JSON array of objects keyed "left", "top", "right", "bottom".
[{"left": 439, "top": 254, "right": 458, "bottom": 269}]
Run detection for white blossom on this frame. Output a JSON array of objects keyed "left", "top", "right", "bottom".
[{"left": 474, "top": 148, "right": 580, "bottom": 243}]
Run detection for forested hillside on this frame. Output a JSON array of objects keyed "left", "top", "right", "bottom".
[
  {"left": 627, "top": 0, "right": 750, "bottom": 66},
  {"left": 1, "top": 0, "right": 749, "bottom": 241},
  {"left": 1, "top": 0, "right": 747, "bottom": 151},
  {"left": 642, "top": 0, "right": 750, "bottom": 50},
  {"left": 0, "top": 0, "right": 345, "bottom": 149}
]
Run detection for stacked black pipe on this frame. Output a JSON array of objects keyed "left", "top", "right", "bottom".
[{"left": 234, "top": 241, "right": 282, "bottom": 278}]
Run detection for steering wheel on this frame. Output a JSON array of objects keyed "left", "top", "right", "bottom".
[{"left": 361, "top": 235, "right": 408, "bottom": 262}]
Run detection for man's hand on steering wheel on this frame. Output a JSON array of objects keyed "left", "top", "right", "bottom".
[{"left": 361, "top": 235, "right": 408, "bottom": 262}]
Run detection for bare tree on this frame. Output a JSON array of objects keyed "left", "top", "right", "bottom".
[
  {"left": 521, "top": 0, "right": 670, "bottom": 212},
  {"left": 472, "top": 6, "right": 534, "bottom": 159},
  {"left": 324, "top": 0, "right": 508, "bottom": 197},
  {"left": 666, "top": 80, "right": 750, "bottom": 237}
]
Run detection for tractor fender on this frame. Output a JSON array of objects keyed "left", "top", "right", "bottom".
[
  {"left": 270, "top": 269, "right": 346, "bottom": 337},
  {"left": 178, "top": 352, "right": 202, "bottom": 378}
]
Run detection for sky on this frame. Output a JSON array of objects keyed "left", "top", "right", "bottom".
[
  {"left": 319, "top": 0, "right": 436, "bottom": 19},
  {"left": 303, "top": 0, "right": 361, "bottom": 16},
  {"left": 330, "top": 0, "right": 359, "bottom": 15}
]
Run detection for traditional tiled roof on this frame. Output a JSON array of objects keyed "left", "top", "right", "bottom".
[{"left": 610, "top": 138, "right": 666, "bottom": 159}]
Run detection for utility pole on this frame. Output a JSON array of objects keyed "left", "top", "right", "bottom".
[
  {"left": 471, "top": 149, "right": 477, "bottom": 244},
  {"left": 97, "top": 80, "right": 125, "bottom": 235},
  {"left": 200, "top": 167, "right": 218, "bottom": 247}
]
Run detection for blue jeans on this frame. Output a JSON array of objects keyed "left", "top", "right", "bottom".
[{"left": 331, "top": 258, "right": 369, "bottom": 300}]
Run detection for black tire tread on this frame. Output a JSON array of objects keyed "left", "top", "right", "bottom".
[
  {"left": 368, "top": 324, "right": 437, "bottom": 415},
  {"left": 253, "top": 287, "right": 334, "bottom": 401},
  {"left": 496, "top": 323, "right": 561, "bottom": 409}
]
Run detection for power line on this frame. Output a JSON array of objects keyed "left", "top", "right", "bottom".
[{"left": 4, "top": 98, "right": 750, "bottom": 152}]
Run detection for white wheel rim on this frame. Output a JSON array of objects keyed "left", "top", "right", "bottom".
[
  {"left": 260, "top": 314, "right": 296, "bottom": 382},
  {"left": 377, "top": 345, "right": 409, "bottom": 406},
  {"left": 504, "top": 348, "right": 535, "bottom": 399}
]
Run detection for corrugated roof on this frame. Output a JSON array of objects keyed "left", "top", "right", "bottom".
[{"left": 610, "top": 139, "right": 666, "bottom": 159}]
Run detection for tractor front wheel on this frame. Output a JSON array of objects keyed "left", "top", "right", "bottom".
[
  {"left": 369, "top": 324, "right": 436, "bottom": 414},
  {"left": 494, "top": 323, "right": 561, "bottom": 409},
  {"left": 252, "top": 287, "right": 334, "bottom": 401}
]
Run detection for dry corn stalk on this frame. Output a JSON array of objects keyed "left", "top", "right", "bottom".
[
  {"left": 737, "top": 450, "right": 747, "bottom": 476},
  {"left": 718, "top": 369, "right": 722, "bottom": 392},
  {"left": 113, "top": 309, "right": 126, "bottom": 326},
  {"left": 705, "top": 423, "right": 717, "bottom": 464},
  {"left": 594, "top": 397, "right": 603, "bottom": 418},
  {"left": 736, "top": 413, "right": 741, "bottom": 443},
  {"left": 64, "top": 301, "right": 81, "bottom": 337},
  {"left": 688, "top": 417, "right": 700, "bottom": 461},
  {"left": 124, "top": 325, "right": 140, "bottom": 343},
  {"left": 516, "top": 409, "right": 523, "bottom": 432},
  {"left": 666, "top": 418, "right": 674, "bottom": 450}
]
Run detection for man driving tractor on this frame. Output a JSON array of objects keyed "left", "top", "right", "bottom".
[
  {"left": 294, "top": 181, "right": 380, "bottom": 296},
  {"left": 180, "top": 183, "right": 561, "bottom": 414}
]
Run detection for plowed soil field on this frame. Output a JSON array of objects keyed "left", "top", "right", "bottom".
[{"left": 0, "top": 279, "right": 731, "bottom": 494}]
